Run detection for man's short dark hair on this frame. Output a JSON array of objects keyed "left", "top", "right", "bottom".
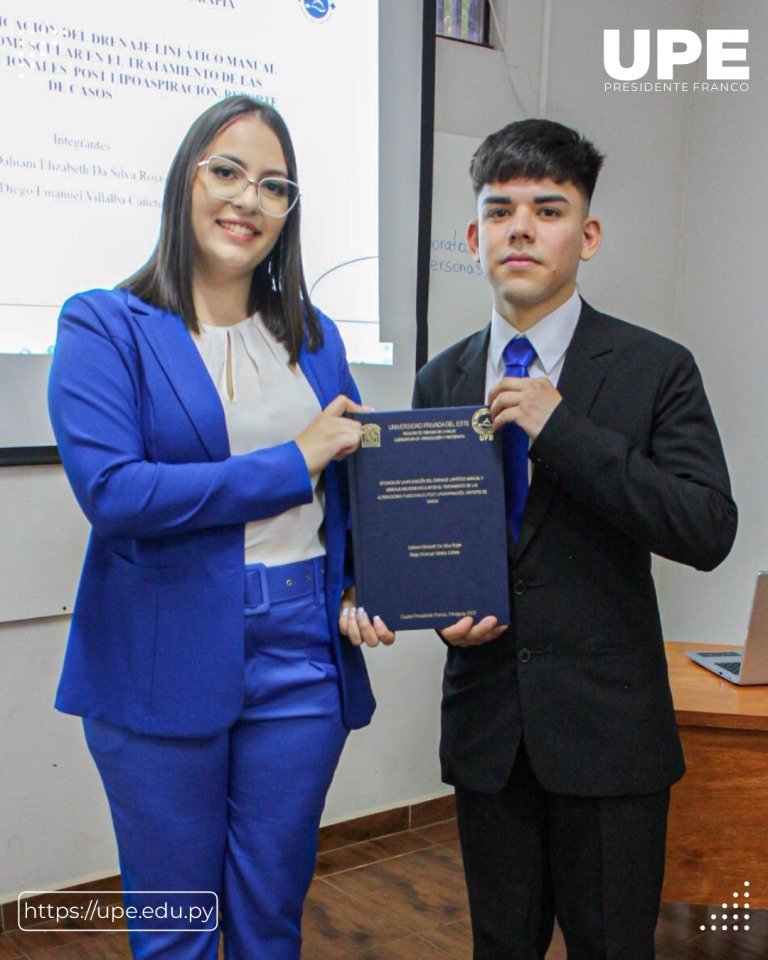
[{"left": 470, "top": 118, "right": 605, "bottom": 203}]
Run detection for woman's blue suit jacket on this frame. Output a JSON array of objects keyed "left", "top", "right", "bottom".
[{"left": 48, "top": 288, "right": 375, "bottom": 737}]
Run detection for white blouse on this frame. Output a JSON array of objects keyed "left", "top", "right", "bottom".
[{"left": 192, "top": 314, "right": 325, "bottom": 566}]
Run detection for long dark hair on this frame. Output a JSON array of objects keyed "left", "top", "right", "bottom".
[{"left": 121, "top": 96, "right": 321, "bottom": 363}]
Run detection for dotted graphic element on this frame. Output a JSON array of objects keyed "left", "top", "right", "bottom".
[{"left": 700, "top": 882, "right": 752, "bottom": 932}]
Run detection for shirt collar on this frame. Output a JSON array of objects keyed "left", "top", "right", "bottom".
[{"left": 490, "top": 289, "right": 582, "bottom": 376}]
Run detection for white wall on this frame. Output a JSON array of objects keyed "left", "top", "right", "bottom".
[
  {"left": 428, "top": 0, "right": 697, "bottom": 355},
  {"left": 657, "top": 0, "right": 768, "bottom": 641},
  {"left": 0, "top": 618, "right": 116, "bottom": 897}
]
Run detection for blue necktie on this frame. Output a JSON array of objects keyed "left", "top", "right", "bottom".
[{"left": 502, "top": 337, "right": 537, "bottom": 541}]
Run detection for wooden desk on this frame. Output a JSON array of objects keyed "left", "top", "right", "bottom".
[{"left": 663, "top": 641, "right": 768, "bottom": 907}]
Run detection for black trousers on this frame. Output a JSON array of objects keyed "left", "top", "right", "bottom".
[{"left": 455, "top": 744, "right": 670, "bottom": 960}]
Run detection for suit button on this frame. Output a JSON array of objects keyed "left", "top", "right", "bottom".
[
  {"left": 518, "top": 648, "right": 531, "bottom": 663},
  {"left": 514, "top": 580, "right": 527, "bottom": 595}
]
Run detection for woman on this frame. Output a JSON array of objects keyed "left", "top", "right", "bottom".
[{"left": 48, "top": 95, "right": 393, "bottom": 959}]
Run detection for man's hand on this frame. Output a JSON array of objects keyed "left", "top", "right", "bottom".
[
  {"left": 439, "top": 616, "right": 508, "bottom": 648},
  {"left": 487, "top": 376, "right": 562, "bottom": 440}
]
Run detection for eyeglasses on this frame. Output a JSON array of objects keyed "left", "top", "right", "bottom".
[{"left": 197, "top": 156, "right": 300, "bottom": 218}]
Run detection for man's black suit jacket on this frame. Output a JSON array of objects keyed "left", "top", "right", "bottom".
[{"left": 412, "top": 300, "right": 737, "bottom": 797}]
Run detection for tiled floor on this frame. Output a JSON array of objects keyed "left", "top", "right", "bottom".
[{"left": 3, "top": 817, "right": 767, "bottom": 958}]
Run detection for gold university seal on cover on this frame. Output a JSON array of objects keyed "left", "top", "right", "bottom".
[
  {"left": 471, "top": 407, "right": 494, "bottom": 441},
  {"left": 361, "top": 423, "right": 382, "bottom": 448}
]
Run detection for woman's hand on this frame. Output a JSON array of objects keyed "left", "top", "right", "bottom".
[
  {"left": 295, "top": 395, "right": 372, "bottom": 477},
  {"left": 339, "top": 586, "right": 396, "bottom": 647}
]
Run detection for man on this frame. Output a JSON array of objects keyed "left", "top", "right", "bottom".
[{"left": 412, "top": 119, "right": 736, "bottom": 960}]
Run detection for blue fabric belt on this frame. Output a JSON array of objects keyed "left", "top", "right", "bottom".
[{"left": 244, "top": 556, "right": 325, "bottom": 614}]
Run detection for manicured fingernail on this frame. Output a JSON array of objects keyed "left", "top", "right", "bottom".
[
  {"left": 357, "top": 607, "right": 368, "bottom": 622},
  {"left": 373, "top": 615, "right": 382, "bottom": 624},
  {"left": 341, "top": 607, "right": 349, "bottom": 617}
]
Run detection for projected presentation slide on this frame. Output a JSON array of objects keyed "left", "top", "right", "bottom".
[{"left": 0, "top": 0, "right": 389, "bottom": 363}]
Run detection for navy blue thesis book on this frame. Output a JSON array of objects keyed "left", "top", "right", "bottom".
[{"left": 347, "top": 406, "right": 510, "bottom": 631}]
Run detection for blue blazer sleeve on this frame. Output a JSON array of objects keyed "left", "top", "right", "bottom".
[{"left": 48, "top": 290, "right": 314, "bottom": 540}]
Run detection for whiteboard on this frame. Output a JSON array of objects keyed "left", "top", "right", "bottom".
[
  {"left": 427, "top": 132, "right": 487, "bottom": 360},
  {"left": 0, "top": 465, "right": 88, "bottom": 623}
]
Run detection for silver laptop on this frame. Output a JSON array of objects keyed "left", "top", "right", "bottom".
[{"left": 687, "top": 572, "right": 768, "bottom": 684}]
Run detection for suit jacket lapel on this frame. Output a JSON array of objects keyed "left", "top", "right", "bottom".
[
  {"left": 555, "top": 301, "right": 611, "bottom": 417},
  {"left": 515, "top": 300, "right": 612, "bottom": 558},
  {"left": 125, "top": 291, "right": 230, "bottom": 462},
  {"left": 450, "top": 326, "right": 490, "bottom": 406}
]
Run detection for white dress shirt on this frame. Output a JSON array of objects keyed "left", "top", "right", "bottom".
[
  {"left": 484, "top": 289, "right": 581, "bottom": 481},
  {"left": 484, "top": 288, "right": 582, "bottom": 400},
  {"left": 193, "top": 314, "right": 324, "bottom": 566}
]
